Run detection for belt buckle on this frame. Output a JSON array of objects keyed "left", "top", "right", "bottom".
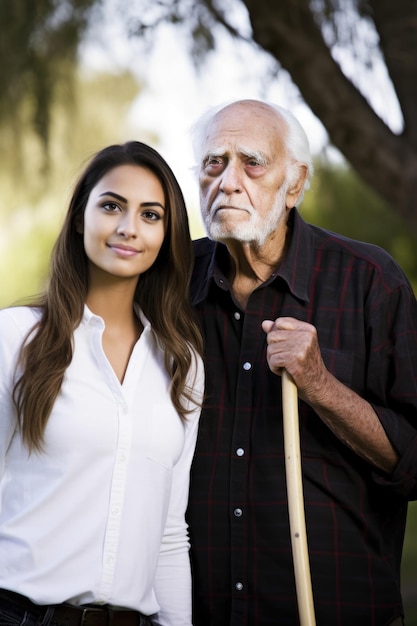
[{"left": 81, "top": 607, "right": 107, "bottom": 626}]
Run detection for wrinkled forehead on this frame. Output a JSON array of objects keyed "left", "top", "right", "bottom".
[{"left": 203, "top": 102, "right": 288, "bottom": 161}]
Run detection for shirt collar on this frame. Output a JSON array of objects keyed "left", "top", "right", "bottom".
[
  {"left": 277, "top": 208, "right": 312, "bottom": 303},
  {"left": 81, "top": 303, "right": 152, "bottom": 331},
  {"left": 192, "top": 208, "right": 313, "bottom": 304},
  {"left": 82, "top": 304, "right": 104, "bottom": 326}
]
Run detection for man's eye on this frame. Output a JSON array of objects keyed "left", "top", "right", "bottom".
[{"left": 205, "top": 157, "right": 223, "bottom": 167}]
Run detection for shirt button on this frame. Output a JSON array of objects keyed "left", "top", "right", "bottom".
[
  {"left": 235, "top": 582, "right": 243, "bottom": 591},
  {"left": 234, "top": 508, "right": 243, "bottom": 517},
  {"left": 234, "top": 312, "right": 241, "bottom": 320},
  {"left": 236, "top": 448, "right": 244, "bottom": 457},
  {"left": 243, "top": 362, "right": 252, "bottom": 371}
]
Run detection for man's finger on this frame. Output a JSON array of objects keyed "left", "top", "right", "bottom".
[{"left": 262, "top": 319, "right": 275, "bottom": 333}]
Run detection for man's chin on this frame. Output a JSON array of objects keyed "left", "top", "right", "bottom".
[{"left": 208, "top": 226, "right": 254, "bottom": 244}]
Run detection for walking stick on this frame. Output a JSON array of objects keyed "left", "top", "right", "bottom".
[{"left": 282, "top": 370, "right": 316, "bottom": 626}]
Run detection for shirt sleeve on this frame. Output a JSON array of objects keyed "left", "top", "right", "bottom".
[
  {"left": 153, "top": 350, "right": 204, "bottom": 626},
  {"left": 365, "top": 276, "right": 417, "bottom": 499},
  {"left": 0, "top": 308, "right": 30, "bottom": 472}
]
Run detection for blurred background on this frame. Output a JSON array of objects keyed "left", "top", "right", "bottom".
[{"left": 1, "top": 0, "right": 416, "bottom": 618}]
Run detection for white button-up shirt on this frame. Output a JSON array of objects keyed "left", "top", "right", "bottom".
[{"left": 0, "top": 305, "right": 204, "bottom": 626}]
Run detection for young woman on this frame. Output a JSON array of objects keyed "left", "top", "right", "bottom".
[{"left": 0, "top": 141, "right": 204, "bottom": 626}]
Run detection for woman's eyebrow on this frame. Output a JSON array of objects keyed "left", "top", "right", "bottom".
[
  {"left": 99, "top": 191, "right": 127, "bottom": 203},
  {"left": 141, "top": 201, "right": 165, "bottom": 210}
]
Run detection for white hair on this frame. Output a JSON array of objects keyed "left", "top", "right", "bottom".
[{"left": 190, "top": 99, "right": 314, "bottom": 204}]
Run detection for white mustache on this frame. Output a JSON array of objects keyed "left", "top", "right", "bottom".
[{"left": 211, "top": 196, "right": 255, "bottom": 215}]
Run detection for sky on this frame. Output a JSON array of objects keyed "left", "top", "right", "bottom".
[
  {"left": 80, "top": 0, "right": 402, "bottom": 235},
  {"left": 80, "top": 1, "right": 330, "bottom": 233}
]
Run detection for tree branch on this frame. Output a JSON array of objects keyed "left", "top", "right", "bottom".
[
  {"left": 242, "top": 0, "right": 417, "bottom": 227},
  {"left": 367, "top": 0, "right": 417, "bottom": 146}
]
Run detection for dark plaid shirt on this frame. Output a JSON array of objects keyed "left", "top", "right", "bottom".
[{"left": 187, "top": 208, "right": 417, "bottom": 626}]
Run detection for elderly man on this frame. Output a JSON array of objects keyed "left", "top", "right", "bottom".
[{"left": 187, "top": 99, "right": 417, "bottom": 625}]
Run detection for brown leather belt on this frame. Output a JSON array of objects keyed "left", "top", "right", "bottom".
[{"left": 0, "top": 589, "right": 158, "bottom": 626}]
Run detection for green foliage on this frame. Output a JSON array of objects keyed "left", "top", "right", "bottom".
[
  {"left": 300, "top": 159, "right": 417, "bottom": 291},
  {"left": 0, "top": 69, "right": 142, "bottom": 307},
  {"left": 0, "top": 0, "right": 101, "bottom": 151},
  {"left": 128, "top": 0, "right": 239, "bottom": 64}
]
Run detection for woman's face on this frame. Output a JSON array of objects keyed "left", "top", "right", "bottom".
[{"left": 80, "top": 164, "right": 166, "bottom": 284}]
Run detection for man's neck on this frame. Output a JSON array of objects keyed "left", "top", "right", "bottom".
[{"left": 225, "top": 228, "right": 288, "bottom": 309}]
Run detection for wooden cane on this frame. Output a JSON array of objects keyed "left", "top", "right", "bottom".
[{"left": 282, "top": 369, "right": 316, "bottom": 626}]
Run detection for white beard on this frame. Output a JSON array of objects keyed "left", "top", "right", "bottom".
[{"left": 204, "top": 182, "right": 289, "bottom": 247}]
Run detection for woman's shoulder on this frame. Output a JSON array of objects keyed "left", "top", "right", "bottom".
[
  {"left": 0, "top": 306, "right": 42, "bottom": 338},
  {"left": 0, "top": 307, "right": 42, "bottom": 373}
]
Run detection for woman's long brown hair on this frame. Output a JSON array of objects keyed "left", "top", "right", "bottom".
[{"left": 13, "top": 141, "right": 203, "bottom": 452}]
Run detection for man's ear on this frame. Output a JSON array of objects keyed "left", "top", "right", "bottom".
[{"left": 286, "top": 165, "right": 308, "bottom": 209}]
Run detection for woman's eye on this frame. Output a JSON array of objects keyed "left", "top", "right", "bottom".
[
  {"left": 143, "top": 210, "right": 161, "bottom": 221},
  {"left": 102, "top": 201, "right": 121, "bottom": 212}
]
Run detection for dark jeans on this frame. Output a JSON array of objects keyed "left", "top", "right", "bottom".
[
  {"left": 0, "top": 592, "right": 159, "bottom": 626},
  {"left": 0, "top": 600, "right": 41, "bottom": 626}
]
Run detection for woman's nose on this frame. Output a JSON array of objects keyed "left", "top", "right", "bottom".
[{"left": 116, "top": 212, "right": 137, "bottom": 237}]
